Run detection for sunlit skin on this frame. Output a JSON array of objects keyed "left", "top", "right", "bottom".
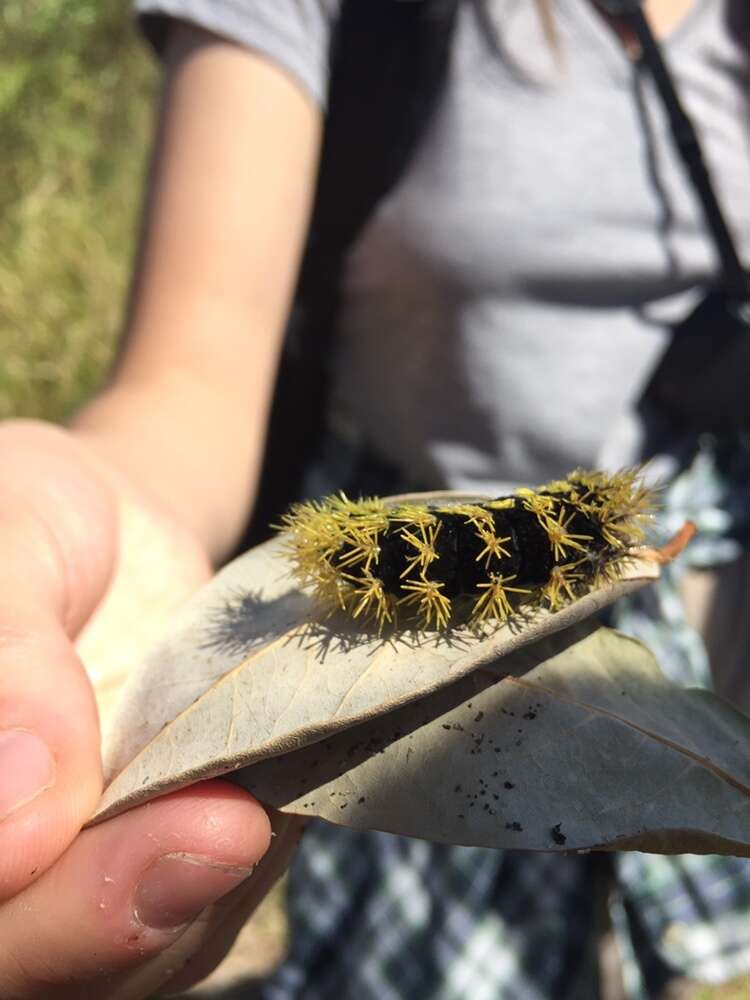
[{"left": 599, "top": 0, "right": 695, "bottom": 52}]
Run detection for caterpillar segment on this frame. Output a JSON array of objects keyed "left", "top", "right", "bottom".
[{"left": 279, "top": 468, "right": 654, "bottom": 630}]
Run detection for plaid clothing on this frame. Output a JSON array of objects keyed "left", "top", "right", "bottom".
[
  {"left": 264, "top": 829, "right": 603, "bottom": 1000},
  {"left": 261, "top": 436, "right": 750, "bottom": 1000}
]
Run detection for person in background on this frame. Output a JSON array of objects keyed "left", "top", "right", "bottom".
[{"left": 0, "top": 1, "right": 749, "bottom": 997}]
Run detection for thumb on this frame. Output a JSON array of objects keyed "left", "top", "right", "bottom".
[{"left": 0, "top": 420, "right": 117, "bottom": 898}]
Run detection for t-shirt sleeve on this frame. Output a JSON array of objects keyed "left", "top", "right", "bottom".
[{"left": 134, "top": 0, "right": 340, "bottom": 108}]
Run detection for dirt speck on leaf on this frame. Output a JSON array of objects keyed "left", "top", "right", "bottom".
[{"left": 551, "top": 823, "right": 567, "bottom": 845}]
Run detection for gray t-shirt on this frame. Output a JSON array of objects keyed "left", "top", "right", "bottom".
[{"left": 136, "top": 0, "right": 750, "bottom": 492}]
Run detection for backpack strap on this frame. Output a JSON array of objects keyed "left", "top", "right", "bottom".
[
  {"left": 308, "top": 0, "right": 460, "bottom": 263},
  {"left": 244, "top": 0, "right": 459, "bottom": 546},
  {"left": 600, "top": 0, "right": 747, "bottom": 297}
]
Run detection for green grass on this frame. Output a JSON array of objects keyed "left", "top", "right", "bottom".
[
  {"left": 694, "top": 981, "right": 750, "bottom": 1000},
  {"left": 0, "top": 0, "right": 157, "bottom": 422}
]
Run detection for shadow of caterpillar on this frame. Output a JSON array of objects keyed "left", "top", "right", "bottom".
[{"left": 278, "top": 468, "right": 654, "bottom": 630}]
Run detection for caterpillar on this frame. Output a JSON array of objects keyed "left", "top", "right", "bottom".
[{"left": 279, "top": 468, "right": 654, "bottom": 631}]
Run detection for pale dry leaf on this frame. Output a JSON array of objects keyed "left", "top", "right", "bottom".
[
  {"left": 236, "top": 624, "right": 750, "bottom": 856},
  {"left": 92, "top": 510, "right": 659, "bottom": 826}
]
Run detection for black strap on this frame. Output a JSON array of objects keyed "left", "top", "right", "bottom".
[
  {"left": 307, "top": 0, "right": 460, "bottom": 265},
  {"left": 243, "top": 0, "right": 459, "bottom": 547},
  {"left": 291, "top": 0, "right": 460, "bottom": 360},
  {"left": 600, "top": 0, "right": 748, "bottom": 297}
]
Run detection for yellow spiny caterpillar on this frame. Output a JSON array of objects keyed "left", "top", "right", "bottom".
[{"left": 279, "top": 468, "right": 654, "bottom": 630}]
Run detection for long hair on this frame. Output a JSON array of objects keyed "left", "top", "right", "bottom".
[
  {"left": 534, "top": 0, "right": 559, "bottom": 50},
  {"left": 472, "top": 0, "right": 562, "bottom": 74}
]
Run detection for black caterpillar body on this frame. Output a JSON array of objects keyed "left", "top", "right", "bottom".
[{"left": 280, "top": 469, "right": 652, "bottom": 629}]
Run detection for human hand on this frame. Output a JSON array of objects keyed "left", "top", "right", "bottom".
[{"left": 0, "top": 421, "right": 271, "bottom": 999}]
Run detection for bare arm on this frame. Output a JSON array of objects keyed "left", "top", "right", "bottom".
[
  {"left": 75, "top": 22, "right": 322, "bottom": 562},
  {"left": 0, "top": 24, "right": 325, "bottom": 998}
]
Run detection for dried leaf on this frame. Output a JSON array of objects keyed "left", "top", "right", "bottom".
[
  {"left": 236, "top": 624, "right": 750, "bottom": 856},
  {"left": 92, "top": 494, "right": 745, "bottom": 857},
  {"left": 93, "top": 525, "right": 658, "bottom": 826}
]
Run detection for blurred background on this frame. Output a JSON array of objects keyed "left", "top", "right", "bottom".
[{"left": 0, "top": 0, "right": 155, "bottom": 423}]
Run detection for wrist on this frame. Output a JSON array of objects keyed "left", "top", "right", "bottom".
[{"left": 72, "top": 378, "right": 256, "bottom": 563}]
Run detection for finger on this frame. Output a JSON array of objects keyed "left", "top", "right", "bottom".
[
  {"left": 0, "top": 422, "right": 117, "bottom": 635},
  {"left": 0, "top": 422, "right": 117, "bottom": 898},
  {"left": 0, "top": 628, "right": 103, "bottom": 900},
  {"left": 148, "top": 812, "right": 304, "bottom": 998},
  {"left": 0, "top": 780, "right": 271, "bottom": 1000}
]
